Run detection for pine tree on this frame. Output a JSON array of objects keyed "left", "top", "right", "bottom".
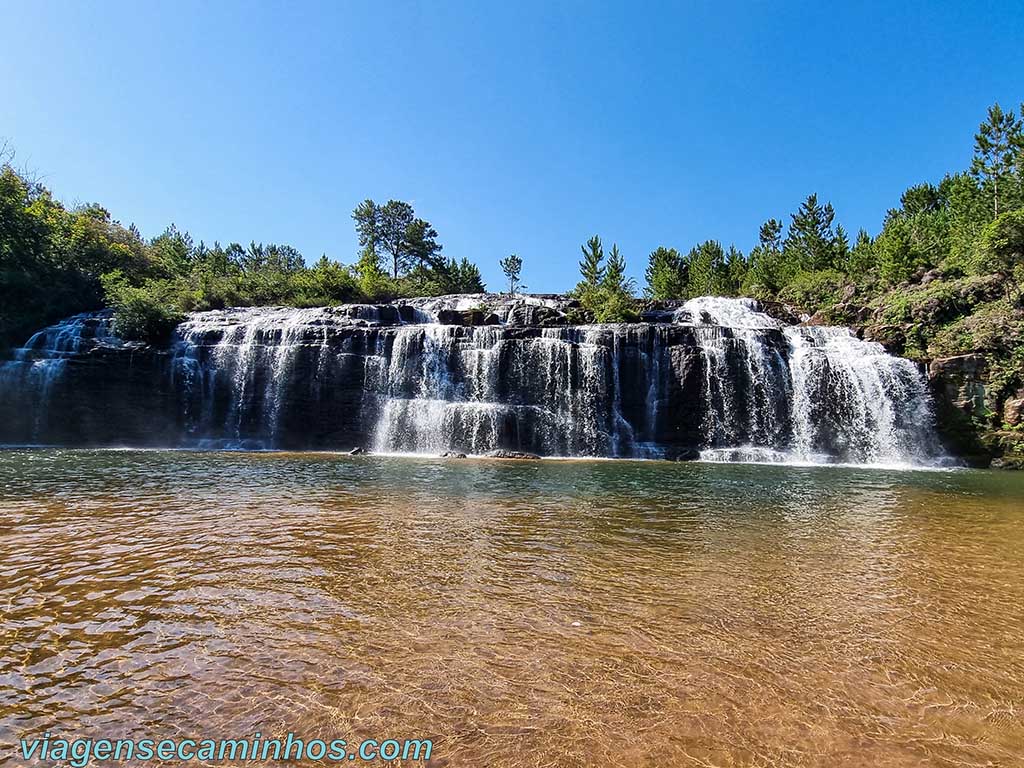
[
  {"left": 686, "top": 240, "right": 727, "bottom": 297},
  {"left": 499, "top": 253, "right": 523, "bottom": 295},
  {"left": 832, "top": 225, "right": 851, "bottom": 272},
  {"left": 759, "top": 219, "right": 783, "bottom": 251},
  {"left": 578, "top": 235, "right": 605, "bottom": 289},
  {"left": 644, "top": 246, "right": 685, "bottom": 299},
  {"left": 972, "top": 103, "right": 1023, "bottom": 218},
  {"left": 725, "top": 245, "right": 747, "bottom": 296},
  {"left": 848, "top": 228, "right": 875, "bottom": 275},
  {"left": 603, "top": 244, "right": 633, "bottom": 295},
  {"left": 353, "top": 199, "right": 442, "bottom": 279},
  {"left": 596, "top": 244, "right": 637, "bottom": 322},
  {"left": 784, "top": 194, "right": 840, "bottom": 271}
]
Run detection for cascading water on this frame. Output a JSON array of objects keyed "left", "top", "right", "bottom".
[
  {"left": 0, "top": 313, "right": 119, "bottom": 442},
  {"left": 0, "top": 297, "right": 947, "bottom": 466},
  {"left": 678, "top": 298, "right": 942, "bottom": 465}
]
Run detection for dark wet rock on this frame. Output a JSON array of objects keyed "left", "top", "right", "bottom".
[
  {"left": 928, "top": 354, "right": 993, "bottom": 462},
  {"left": 440, "top": 451, "right": 467, "bottom": 458},
  {"left": 460, "top": 309, "right": 487, "bottom": 326},
  {"left": 929, "top": 355, "right": 988, "bottom": 416},
  {"left": 348, "top": 447, "right": 367, "bottom": 455},
  {"left": 436, "top": 309, "right": 464, "bottom": 326},
  {"left": 505, "top": 304, "right": 567, "bottom": 327},
  {"left": 664, "top": 447, "right": 700, "bottom": 461},
  {"left": 485, "top": 449, "right": 541, "bottom": 460},
  {"left": 758, "top": 301, "right": 802, "bottom": 326},
  {"left": 640, "top": 308, "right": 677, "bottom": 324}
]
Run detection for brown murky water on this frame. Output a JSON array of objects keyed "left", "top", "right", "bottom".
[{"left": 1, "top": 450, "right": 1023, "bottom": 767}]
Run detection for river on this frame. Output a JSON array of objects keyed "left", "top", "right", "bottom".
[{"left": 1, "top": 450, "right": 1022, "bottom": 766}]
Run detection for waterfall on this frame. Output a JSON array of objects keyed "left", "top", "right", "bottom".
[
  {"left": 0, "top": 297, "right": 947, "bottom": 466},
  {"left": 0, "top": 313, "right": 118, "bottom": 443},
  {"left": 680, "top": 298, "right": 942, "bottom": 465}
]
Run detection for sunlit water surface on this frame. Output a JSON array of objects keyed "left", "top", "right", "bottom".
[{"left": 1, "top": 450, "right": 1023, "bottom": 767}]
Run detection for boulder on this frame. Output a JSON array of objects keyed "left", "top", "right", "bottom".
[
  {"left": 440, "top": 451, "right": 467, "bottom": 458},
  {"left": 348, "top": 447, "right": 367, "bottom": 455},
  {"left": 1002, "top": 391, "right": 1024, "bottom": 427},
  {"left": 987, "top": 431, "right": 1024, "bottom": 469},
  {"left": 436, "top": 309, "right": 463, "bottom": 326},
  {"left": 862, "top": 324, "right": 907, "bottom": 355},
  {"left": 759, "top": 301, "right": 802, "bottom": 326}
]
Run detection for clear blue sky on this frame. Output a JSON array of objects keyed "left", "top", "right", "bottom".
[{"left": 3, "top": 1, "right": 1022, "bottom": 292}]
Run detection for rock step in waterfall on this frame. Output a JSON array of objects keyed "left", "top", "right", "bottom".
[{"left": 0, "top": 295, "right": 946, "bottom": 466}]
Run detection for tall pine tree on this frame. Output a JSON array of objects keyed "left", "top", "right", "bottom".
[{"left": 644, "top": 246, "right": 686, "bottom": 299}]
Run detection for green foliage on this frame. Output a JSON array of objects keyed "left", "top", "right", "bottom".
[
  {"left": 872, "top": 275, "right": 1004, "bottom": 326},
  {"left": 778, "top": 269, "right": 846, "bottom": 313},
  {"left": 847, "top": 229, "right": 876, "bottom": 277},
  {"left": 574, "top": 235, "right": 605, "bottom": 309},
  {"left": 100, "top": 271, "right": 183, "bottom": 344},
  {"left": 724, "top": 245, "right": 748, "bottom": 295},
  {"left": 401, "top": 257, "right": 485, "bottom": 297},
  {"left": 644, "top": 246, "right": 686, "bottom": 299},
  {"left": 942, "top": 173, "right": 990, "bottom": 273},
  {"left": 927, "top": 299, "right": 1023, "bottom": 358},
  {"left": 354, "top": 246, "right": 396, "bottom": 301},
  {"left": 353, "top": 199, "right": 441, "bottom": 279},
  {"left": 686, "top": 240, "right": 728, "bottom": 297},
  {"left": 783, "top": 194, "right": 841, "bottom": 272},
  {"left": 596, "top": 244, "right": 638, "bottom": 322},
  {"left": 742, "top": 220, "right": 786, "bottom": 296},
  {"left": 439, "top": 257, "right": 486, "bottom": 294},
  {"left": 574, "top": 238, "right": 638, "bottom": 322},
  {"left": 0, "top": 163, "right": 157, "bottom": 350},
  {"left": 0, "top": 157, "right": 487, "bottom": 348},
  {"left": 973, "top": 209, "right": 1024, "bottom": 290}
]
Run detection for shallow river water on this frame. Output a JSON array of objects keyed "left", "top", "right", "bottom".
[{"left": 1, "top": 450, "right": 1023, "bottom": 767}]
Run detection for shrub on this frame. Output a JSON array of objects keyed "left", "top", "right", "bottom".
[
  {"left": 778, "top": 269, "right": 846, "bottom": 313},
  {"left": 100, "top": 271, "right": 184, "bottom": 344},
  {"left": 928, "top": 300, "right": 1024, "bottom": 358},
  {"left": 972, "top": 209, "right": 1024, "bottom": 292}
]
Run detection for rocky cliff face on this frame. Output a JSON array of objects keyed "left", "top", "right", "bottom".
[{"left": 0, "top": 296, "right": 948, "bottom": 466}]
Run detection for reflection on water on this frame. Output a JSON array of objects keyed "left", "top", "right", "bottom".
[{"left": 1, "top": 450, "right": 1023, "bottom": 766}]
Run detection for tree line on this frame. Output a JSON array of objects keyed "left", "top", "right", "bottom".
[
  {"left": 0, "top": 153, "right": 485, "bottom": 346},
  {"left": 563, "top": 101, "right": 1024, "bottom": 323},
  {"left": 2, "top": 101, "right": 1022, "bottom": 345}
]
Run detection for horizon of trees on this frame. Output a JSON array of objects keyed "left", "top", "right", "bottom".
[
  {"left": 574, "top": 100, "right": 1024, "bottom": 322},
  {"left": 2, "top": 101, "right": 1022, "bottom": 343}
]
